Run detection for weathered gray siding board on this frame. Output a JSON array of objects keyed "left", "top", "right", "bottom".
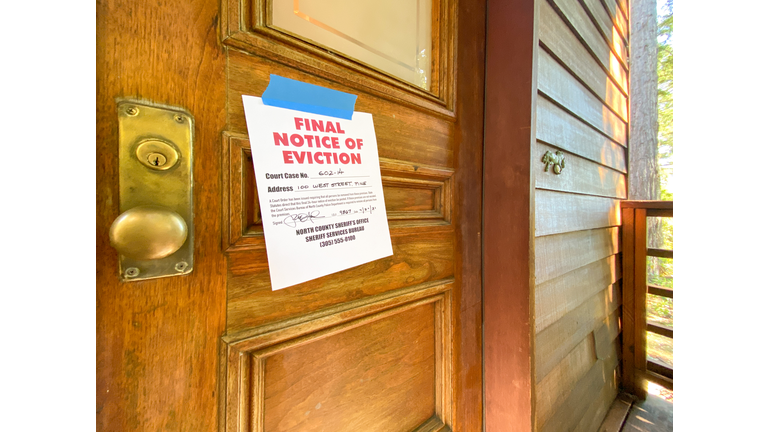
[
  {"left": 538, "top": 48, "right": 627, "bottom": 143},
  {"left": 616, "top": 0, "right": 629, "bottom": 21},
  {"left": 572, "top": 341, "right": 621, "bottom": 432},
  {"left": 536, "top": 334, "right": 597, "bottom": 423},
  {"left": 534, "top": 227, "right": 619, "bottom": 284},
  {"left": 548, "top": 0, "right": 628, "bottom": 71},
  {"left": 535, "top": 189, "right": 621, "bottom": 237},
  {"left": 582, "top": 0, "right": 628, "bottom": 57},
  {"left": 535, "top": 256, "right": 620, "bottom": 333},
  {"left": 540, "top": 0, "right": 628, "bottom": 105},
  {"left": 536, "top": 96, "right": 627, "bottom": 170},
  {"left": 535, "top": 315, "right": 621, "bottom": 430},
  {"left": 600, "top": 0, "right": 629, "bottom": 41},
  {"left": 593, "top": 312, "right": 621, "bottom": 360},
  {"left": 532, "top": 0, "right": 628, "bottom": 428},
  {"left": 536, "top": 285, "right": 620, "bottom": 381},
  {"left": 538, "top": 327, "right": 620, "bottom": 432},
  {"left": 536, "top": 142, "right": 627, "bottom": 199}
]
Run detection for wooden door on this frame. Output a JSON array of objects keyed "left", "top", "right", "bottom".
[{"left": 97, "top": 0, "right": 485, "bottom": 431}]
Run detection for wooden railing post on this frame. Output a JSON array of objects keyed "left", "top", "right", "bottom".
[
  {"left": 620, "top": 207, "right": 638, "bottom": 397},
  {"left": 621, "top": 201, "right": 674, "bottom": 397},
  {"left": 632, "top": 208, "right": 647, "bottom": 399}
]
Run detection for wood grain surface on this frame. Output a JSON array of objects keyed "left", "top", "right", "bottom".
[
  {"left": 535, "top": 142, "right": 627, "bottom": 199},
  {"left": 546, "top": 0, "right": 628, "bottom": 89},
  {"left": 540, "top": 0, "right": 628, "bottom": 101},
  {"left": 484, "top": 0, "right": 537, "bottom": 430},
  {"left": 536, "top": 287, "right": 620, "bottom": 381},
  {"left": 533, "top": 0, "right": 629, "bottom": 429},
  {"left": 538, "top": 48, "right": 627, "bottom": 140},
  {"left": 535, "top": 227, "right": 620, "bottom": 284},
  {"left": 549, "top": 0, "right": 627, "bottom": 69},
  {"left": 218, "top": 0, "right": 486, "bottom": 431},
  {"left": 535, "top": 190, "right": 621, "bottom": 237},
  {"left": 539, "top": 341, "right": 619, "bottom": 432},
  {"left": 221, "top": 283, "right": 453, "bottom": 432},
  {"left": 536, "top": 334, "right": 597, "bottom": 422},
  {"left": 573, "top": 342, "right": 621, "bottom": 432},
  {"left": 536, "top": 96, "right": 627, "bottom": 170},
  {"left": 536, "top": 256, "right": 620, "bottom": 333},
  {"left": 452, "top": 0, "right": 487, "bottom": 429},
  {"left": 96, "top": 0, "right": 228, "bottom": 431},
  {"left": 602, "top": 0, "right": 629, "bottom": 41},
  {"left": 582, "top": 0, "right": 624, "bottom": 49},
  {"left": 262, "top": 303, "right": 437, "bottom": 432}
]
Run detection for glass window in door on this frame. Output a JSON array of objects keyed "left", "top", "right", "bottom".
[{"left": 271, "top": 0, "right": 433, "bottom": 90}]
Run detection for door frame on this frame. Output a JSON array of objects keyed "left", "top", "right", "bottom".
[{"left": 483, "top": 0, "right": 538, "bottom": 430}]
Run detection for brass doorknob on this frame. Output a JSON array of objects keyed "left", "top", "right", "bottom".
[{"left": 109, "top": 205, "right": 188, "bottom": 260}]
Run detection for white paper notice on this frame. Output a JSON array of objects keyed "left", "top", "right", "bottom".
[{"left": 242, "top": 96, "right": 393, "bottom": 290}]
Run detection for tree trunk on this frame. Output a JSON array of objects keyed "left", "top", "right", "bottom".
[
  {"left": 630, "top": 0, "right": 660, "bottom": 202},
  {"left": 629, "top": 0, "right": 663, "bottom": 275}
]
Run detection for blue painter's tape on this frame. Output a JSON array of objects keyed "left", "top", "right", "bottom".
[{"left": 261, "top": 75, "right": 358, "bottom": 120}]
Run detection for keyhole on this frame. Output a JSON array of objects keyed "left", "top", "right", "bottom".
[{"left": 146, "top": 152, "right": 167, "bottom": 168}]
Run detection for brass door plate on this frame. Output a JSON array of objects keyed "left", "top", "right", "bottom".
[{"left": 117, "top": 100, "right": 194, "bottom": 281}]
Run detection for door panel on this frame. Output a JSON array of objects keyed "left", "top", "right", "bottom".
[
  {"left": 97, "top": 0, "right": 485, "bottom": 430},
  {"left": 221, "top": 2, "right": 458, "bottom": 429},
  {"left": 223, "top": 283, "right": 451, "bottom": 432}
]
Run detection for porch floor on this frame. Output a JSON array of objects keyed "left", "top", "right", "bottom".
[{"left": 619, "top": 383, "right": 673, "bottom": 432}]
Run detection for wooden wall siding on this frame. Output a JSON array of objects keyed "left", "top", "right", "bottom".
[
  {"left": 548, "top": 0, "right": 627, "bottom": 70},
  {"left": 548, "top": 0, "right": 628, "bottom": 71},
  {"left": 538, "top": 50, "right": 627, "bottom": 143},
  {"left": 601, "top": 0, "right": 629, "bottom": 41},
  {"left": 535, "top": 143, "right": 626, "bottom": 199},
  {"left": 539, "top": 338, "right": 619, "bottom": 432},
  {"left": 539, "top": 0, "right": 627, "bottom": 105},
  {"left": 535, "top": 256, "right": 619, "bottom": 333},
  {"left": 582, "top": 0, "right": 623, "bottom": 48},
  {"left": 572, "top": 343, "right": 620, "bottom": 432},
  {"left": 545, "top": 0, "right": 628, "bottom": 91},
  {"left": 535, "top": 190, "right": 621, "bottom": 237},
  {"left": 532, "top": 0, "right": 629, "bottom": 428},
  {"left": 534, "top": 227, "right": 619, "bottom": 284},
  {"left": 616, "top": 0, "right": 629, "bottom": 20},
  {"left": 535, "top": 287, "right": 620, "bottom": 381},
  {"left": 536, "top": 334, "right": 597, "bottom": 424},
  {"left": 536, "top": 97, "right": 626, "bottom": 172}
]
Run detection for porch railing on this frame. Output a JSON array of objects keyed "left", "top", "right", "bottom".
[{"left": 620, "top": 200, "right": 673, "bottom": 399}]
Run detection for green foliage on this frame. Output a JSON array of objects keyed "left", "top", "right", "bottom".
[
  {"left": 653, "top": 0, "right": 673, "bottom": 333},
  {"left": 658, "top": 0, "right": 673, "bottom": 199},
  {"left": 648, "top": 294, "right": 673, "bottom": 326}
]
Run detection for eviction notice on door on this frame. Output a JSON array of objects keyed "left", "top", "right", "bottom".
[{"left": 242, "top": 95, "right": 393, "bottom": 290}]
